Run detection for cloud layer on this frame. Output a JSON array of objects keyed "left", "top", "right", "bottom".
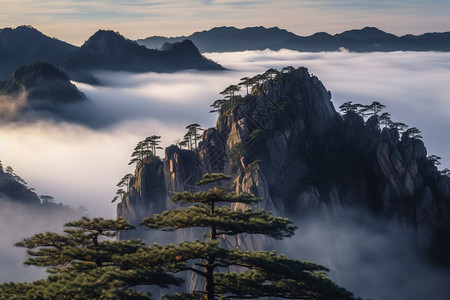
[
  {"left": 1, "top": 50, "right": 449, "bottom": 217},
  {"left": 0, "top": 50, "right": 449, "bottom": 294},
  {"left": 0, "top": 200, "right": 81, "bottom": 283}
]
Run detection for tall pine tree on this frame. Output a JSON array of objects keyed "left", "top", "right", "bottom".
[{"left": 141, "top": 173, "right": 356, "bottom": 300}]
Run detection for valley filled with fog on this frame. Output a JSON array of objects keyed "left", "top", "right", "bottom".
[
  {"left": 2, "top": 50, "right": 449, "bottom": 217},
  {"left": 1, "top": 50, "right": 449, "bottom": 297}
]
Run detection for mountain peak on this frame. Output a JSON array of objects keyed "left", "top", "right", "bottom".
[
  {"left": 83, "top": 30, "right": 130, "bottom": 48},
  {"left": 0, "top": 62, "right": 85, "bottom": 103},
  {"left": 62, "top": 29, "right": 224, "bottom": 82},
  {"left": 14, "top": 25, "right": 39, "bottom": 32},
  {"left": 80, "top": 29, "right": 146, "bottom": 58},
  {"left": 9, "top": 62, "right": 69, "bottom": 84},
  {"left": 0, "top": 25, "right": 77, "bottom": 81},
  {"left": 89, "top": 29, "right": 123, "bottom": 40},
  {"left": 337, "top": 26, "right": 397, "bottom": 40},
  {"left": 0, "top": 25, "right": 50, "bottom": 40},
  {"left": 160, "top": 39, "right": 200, "bottom": 56}
]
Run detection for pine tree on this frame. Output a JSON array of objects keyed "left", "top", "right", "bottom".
[
  {"left": 0, "top": 217, "right": 181, "bottom": 299},
  {"left": 219, "top": 85, "right": 241, "bottom": 100},
  {"left": 238, "top": 77, "right": 254, "bottom": 95},
  {"left": 129, "top": 136, "right": 162, "bottom": 166},
  {"left": 185, "top": 123, "right": 203, "bottom": 150},
  {"left": 141, "top": 173, "right": 356, "bottom": 300},
  {"left": 113, "top": 173, "right": 134, "bottom": 203}
]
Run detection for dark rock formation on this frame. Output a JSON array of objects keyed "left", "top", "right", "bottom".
[
  {"left": 0, "top": 25, "right": 226, "bottom": 85},
  {"left": 0, "top": 26, "right": 77, "bottom": 81},
  {"left": 0, "top": 166, "right": 40, "bottom": 206},
  {"left": 0, "top": 62, "right": 85, "bottom": 102},
  {"left": 118, "top": 67, "right": 450, "bottom": 270},
  {"left": 0, "top": 62, "right": 86, "bottom": 120},
  {"left": 138, "top": 26, "right": 450, "bottom": 53},
  {"left": 62, "top": 30, "right": 224, "bottom": 83}
]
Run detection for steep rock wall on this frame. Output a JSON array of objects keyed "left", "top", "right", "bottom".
[{"left": 117, "top": 67, "right": 450, "bottom": 266}]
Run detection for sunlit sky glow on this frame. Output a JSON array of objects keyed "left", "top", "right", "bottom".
[{"left": 1, "top": 0, "right": 449, "bottom": 45}]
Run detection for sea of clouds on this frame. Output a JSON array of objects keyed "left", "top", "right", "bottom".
[{"left": 0, "top": 50, "right": 449, "bottom": 297}]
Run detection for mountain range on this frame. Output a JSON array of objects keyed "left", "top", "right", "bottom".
[
  {"left": 0, "top": 26, "right": 76, "bottom": 81},
  {"left": 137, "top": 26, "right": 450, "bottom": 53},
  {"left": 61, "top": 30, "right": 224, "bottom": 83},
  {"left": 0, "top": 26, "right": 224, "bottom": 83}
]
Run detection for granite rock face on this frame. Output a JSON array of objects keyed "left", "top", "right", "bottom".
[{"left": 117, "top": 67, "right": 450, "bottom": 265}]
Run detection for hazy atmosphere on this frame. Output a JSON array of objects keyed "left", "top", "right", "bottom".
[
  {"left": 1, "top": 1, "right": 450, "bottom": 299},
  {"left": 1, "top": 0, "right": 450, "bottom": 45},
  {"left": 1, "top": 50, "right": 449, "bottom": 218}
]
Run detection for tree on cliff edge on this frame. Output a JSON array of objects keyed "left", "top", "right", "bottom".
[{"left": 141, "top": 173, "right": 355, "bottom": 300}]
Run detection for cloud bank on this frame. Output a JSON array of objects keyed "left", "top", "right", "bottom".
[
  {"left": 1, "top": 50, "right": 449, "bottom": 216},
  {"left": 0, "top": 199, "right": 82, "bottom": 283},
  {"left": 0, "top": 50, "right": 449, "bottom": 293},
  {"left": 281, "top": 209, "right": 450, "bottom": 300}
]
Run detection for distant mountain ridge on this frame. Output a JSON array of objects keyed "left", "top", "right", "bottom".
[
  {"left": 0, "top": 25, "right": 76, "bottom": 81},
  {"left": 61, "top": 30, "right": 224, "bottom": 83},
  {"left": 0, "top": 26, "right": 225, "bottom": 83},
  {"left": 137, "top": 26, "right": 450, "bottom": 53}
]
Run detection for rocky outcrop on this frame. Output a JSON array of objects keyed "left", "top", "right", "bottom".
[{"left": 117, "top": 67, "right": 450, "bottom": 266}]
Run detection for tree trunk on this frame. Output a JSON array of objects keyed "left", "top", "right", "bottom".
[
  {"left": 204, "top": 201, "right": 216, "bottom": 299},
  {"left": 204, "top": 261, "right": 215, "bottom": 300}
]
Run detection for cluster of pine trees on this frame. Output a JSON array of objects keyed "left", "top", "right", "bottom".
[
  {"left": 0, "top": 173, "right": 357, "bottom": 300},
  {"left": 210, "top": 67, "right": 291, "bottom": 116},
  {"left": 338, "top": 101, "right": 449, "bottom": 175}
]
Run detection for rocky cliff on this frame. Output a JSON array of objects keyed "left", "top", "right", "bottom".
[{"left": 117, "top": 67, "right": 450, "bottom": 268}]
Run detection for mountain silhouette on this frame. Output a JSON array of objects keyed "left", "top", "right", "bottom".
[
  {"left": 61, "top": 30, "right": 224, "bottom": 83},
  {"left": 138, "top": 26, "right": 450, "bottom": 53},
  {"left": 0, "top": 25, "right": 76, "bottom": 81}
]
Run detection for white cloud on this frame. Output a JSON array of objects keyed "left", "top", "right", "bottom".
[
  {"left": 0, "top": 50, "right": 449, "bottom": 290},
  {"left": 1, "top": 50, "right": 449, "bottom": 218}
]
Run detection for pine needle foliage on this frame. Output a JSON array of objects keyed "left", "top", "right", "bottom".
[
  {"left": 141, "top": 173, "right": 356, "bottom": 300},
  {"left": 1, "top": 217, "right": 181, "bottom": 299}
]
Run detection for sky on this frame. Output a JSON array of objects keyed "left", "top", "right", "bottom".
[{"left": 0, "top": 0, "right": 449, "bottom": 45}]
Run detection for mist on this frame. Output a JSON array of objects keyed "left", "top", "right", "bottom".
[
  {"left": 1, "top": 49, "right": 448, "bottom": 217},
  {"left": 279, "top": 209, "right": 450, "bottom": 300},
  {"left": 0, "top": 199, "right": 82, "bottom": 283},
  {"left": 0, "top": 91, "right": 27, "bottom": 121},
  {"left": 0, "top": 50, "right": 449, "bottom": 289}
]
